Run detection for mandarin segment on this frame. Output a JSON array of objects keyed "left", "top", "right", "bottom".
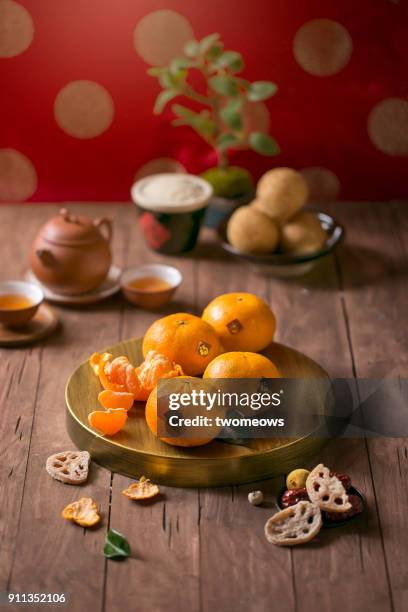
[
  {"left": 135, "top": 350, "right": 184, "bottom": 400},
  {"left": 98, "top": 390, "right": 134, "bottom": 411},
  {"left": 88, "top": 408, "right": 128, "bottom": 436}
]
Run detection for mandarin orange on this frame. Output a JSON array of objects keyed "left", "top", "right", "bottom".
[
  {"left": 142, "top": 313, "right": 222, "bottom": 376},
  {"left": 145, "top": 379, "right": 217, "bottom": 447},
  {"left": 203, "top": 351, "right": 280, "bottom": 379},
  {"left": 202, "top": 292, "right": 276, "bottom": 352}
]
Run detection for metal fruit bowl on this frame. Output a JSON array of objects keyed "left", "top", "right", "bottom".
[{"left": 217, "top": 211, "right": 344, "bottom": 278}]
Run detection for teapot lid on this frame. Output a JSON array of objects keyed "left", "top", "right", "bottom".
[{"left": 41, "top": 209, "right": 102, "bottom": 246}]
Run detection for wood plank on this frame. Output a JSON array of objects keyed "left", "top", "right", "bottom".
[
  {"left": 270, "top": 222, "right": 392, "bottom": 612},
  {"left": 0, "top": 206, "right": 49, "bottom": 591},
  {"left": 194, "top": 235, "right": 296, "bottom": 611},
  {"left": 6, "top": 205, "right": 127, "bottom": 611},
  {"left": 196, "top": 222, "right": 391, "bottom": 611},
  {"left": 104, "top": 208, "right": 201, "bottom": 612},
  {"left": 335, "top": 201, "right": 408, "bottom": 612}
]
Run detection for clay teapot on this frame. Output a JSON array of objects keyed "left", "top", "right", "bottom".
[{"left": 30, "top": 209, "right": 112, "bottom": 296}]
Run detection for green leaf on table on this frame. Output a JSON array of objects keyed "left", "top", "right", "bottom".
[
  {"left": 103, "top": 529, "right": 130, "bottom": 560},
  {"left": 247, "top": 81, "right": 278, "bottom": 102},
  {"left": 217, "top": 132, "right": 240, "bottom": 150},
  {"left": 209, "top": 75, "right": 239, "bottom": 97},
  {"left": 249, "top": 132, "right": 280, "bottom": 155},
  {"left": 184, "top": 39, "right": 199, "bottom": 58},
  {"left": 214, "top": 51, "right": 244, "bottom": 73},
  {"left": 199, "top": 33, "right": 220, "bottom": 55},
  {"left": 219, "top": 98, "right": 243, "bottom": 130},
  {"left": 154, "top": 90, "right": 178, "bottom": 114}
]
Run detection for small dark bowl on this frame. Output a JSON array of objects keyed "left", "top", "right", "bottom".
[
  {"left": 218, "top": 211, "right": 344, "bottom": 277},
  {"left": 276, "top": 485, "right": 366, "bottom": 529}
]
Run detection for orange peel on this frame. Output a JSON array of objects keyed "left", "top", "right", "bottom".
[
  {"left": 122, "top": 476, "right": 160, "bottom": 500},
  {"left": 62, "top": 497, "right": 100, "bottom": 527},
  {"left": 89, "top": 350, "right": 183, "bottom": 401}
]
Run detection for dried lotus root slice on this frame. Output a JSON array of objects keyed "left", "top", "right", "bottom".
[
  {"left": 265, "top": 501, "right": 322, "bottom": 546},
  {"left": 306, "top": 464, "right": 351, "bottom": 513},
  {"left": 62, "top": 497, "right": 100, "bottom": 527},
  {"left": 122, "top": 476, "right": 160, "bottom": 500},
  {"left": 46, "top": 450, "right": 90, "bottom": 484}
]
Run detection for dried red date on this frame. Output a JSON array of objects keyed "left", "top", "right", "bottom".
[
  {"left": 330, "top": 471, "right": 352, "bottom": 491},
  {"left": 281, "top": 487, "right": 310, "bottom": 508},
  {"left": 325, "top": 494, "right": 363, "bottom": 521}
]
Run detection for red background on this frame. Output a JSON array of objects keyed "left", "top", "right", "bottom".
[{"left": 1, "top": 0, "right": 407, "bottom": 202}]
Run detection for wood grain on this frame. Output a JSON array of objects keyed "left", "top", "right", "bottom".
[
  {"left": 334, "top": 202, "right": 408, "bottom": 612},
  {"left": 0, "top": 202, "right": 406, "bottom": 612},
  {"left": 267, "top": 213, "right": 391, "bottom": 612},
  {"left": 0, "top": 206, "right": 48, "bottom": 591},
  {"left": 6, "top": 205, "right": 127, "bottom": 611},
  {"left": 105, "top": 209, "right": 201, "bottom": 612},
  {"left": 194, "top": 239, "right": 295, "bottom": 612}
]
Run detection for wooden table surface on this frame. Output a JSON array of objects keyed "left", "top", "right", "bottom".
[{"left": 0, "top": 202, "right": 407, "bottom": 612}]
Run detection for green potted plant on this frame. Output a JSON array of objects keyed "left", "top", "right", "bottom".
[{"left": 148, "top": 32, "right": 279, "bottom": 227}]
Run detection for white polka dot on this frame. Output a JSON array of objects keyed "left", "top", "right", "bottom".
[
  {"left": 300, "top": 167, "right": 340, "bottom": 201},
  {"left": 0, "top": 149, "right": 37, "bottom": 201},
  {"left": 134, "top": 10, "right": 194, "bottom": 66},
  {"left": 368, "top": 98, "right": 408, "bottom": 156},
  {"left": 0, "top": 0, "right": 33, "bottom": 58},
  {"left": 54, "top": 80, "right": 114, "bottom": 139},
  {"left": 134, "top": 158, "right": 186, "bottom": 182},
  {"left": 294, "top": 19, "right": 352, "bottom": 76}
]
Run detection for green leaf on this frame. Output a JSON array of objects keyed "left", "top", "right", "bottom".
[
  {"left": 184, "top": 39, "right": 199, "bottom": 58},
  {"left": 214, "top": 51, "right": 244, "bottom": 73},
  {"left": 209, "top": 75, "right": 239, "bottom": 97},
  {"left": 235, "top": 78, "right": 251, "bottom": 90},
  {"left": 219, "top": 98, "right": 243, "bottom": 130},
  {"left": 247, "top": 81, "right": 278, "bottom": 102},
  {"left": 170, "top": 56, "right": 194, "bottom": 73},
  {"left": 199, "top": 33, "right": 220, "bottom": 55},
  {"left": 159, "top": 71, "right": 177, "bottom": 88},
  {"left": 147, "top": 67, "right": 163, "bottom": 77},
  {"left": 154, "top": 90, "right": 178, "bottom": 114},
  {"left": 249, "top": 132, "right": 280, "bottom": 156},
  {"left": 217, "top": 132, "right": 240, "bottom": 150},
  {"left": 104, "top": 529, "right": 130, "bottom": 560},
  {"left": 172, "top": 105, "right": 215, "bottom": 136},
  {"left": 207, "top": 43, "right": 224, "bottom": 60}
]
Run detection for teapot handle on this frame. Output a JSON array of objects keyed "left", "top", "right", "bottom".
[{"left": 93, "top": 218, "right": 112, "bottom": 243}]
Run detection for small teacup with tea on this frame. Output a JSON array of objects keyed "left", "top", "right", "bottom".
[
  {"left": 121, "top": 264, "right": 182, "bottom": 309},
  {"left": 0, "top": 281, "right": 44, "bottom": 327}
]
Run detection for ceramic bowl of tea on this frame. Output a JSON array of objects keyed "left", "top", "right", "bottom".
[
  {"left": 121, "top": 264, "right": 182, "bottom": 309},
  {"left": 0, "top": 281, "right": 44, "bottom": 328}
]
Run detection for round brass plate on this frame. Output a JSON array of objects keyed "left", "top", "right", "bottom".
[{"left": 65, "top": 339, "right": 330, "bottom": 487}]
